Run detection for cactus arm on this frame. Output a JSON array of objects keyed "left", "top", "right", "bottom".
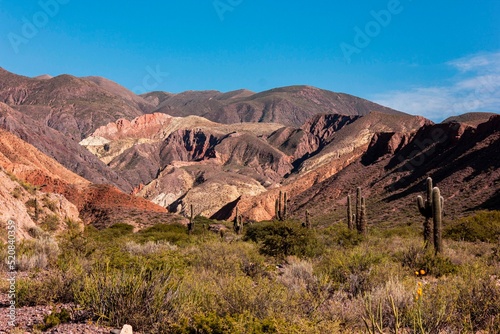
[{"left": 417, "top": 196, "right": 426, "bottom": 216}]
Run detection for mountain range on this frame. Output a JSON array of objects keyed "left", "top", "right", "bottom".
[{"left": 0, "top": 67, "right": 498, "bottom": 237}]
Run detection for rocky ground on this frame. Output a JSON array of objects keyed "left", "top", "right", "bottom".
[{"left": 0, "top": 292, "right": 121, "bottom": 334}]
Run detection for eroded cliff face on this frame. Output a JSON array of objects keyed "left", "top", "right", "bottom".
[
  {"left": 77, "top": 109, "right": 435, "bottom": 222},
  {"left": 287, "top": 115, "right": 500, "bottom": 222},
  {"left": 0, "top": 127, "right": 179, "bottom": 236}
]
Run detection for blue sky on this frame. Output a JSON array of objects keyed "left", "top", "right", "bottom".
[{"left": 0, "top": 0, "right": 499, "bottom": 121}]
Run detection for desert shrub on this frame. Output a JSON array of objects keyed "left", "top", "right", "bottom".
[
  {"left": 320, "top": 224, "right": 364, "bottom": 248},
  {"left": 34, "top": 307, "right": 71, "bottom": 331},
  {"left": 194, "top": 241, "right": 263, "bottom": 272},
  {"left": 19, "top": 180, "right": 37, "bottom": 194},
  {"left": 17, "top": 234, "right": 59, "bottom": 271},
  {"left": 40, "top": 214, "right": 59, "bottom": 232},
  {"left": 5, "top": 171, "right": 36, "bottom": 193},
  {"left": 124, "top": 240, "right": 178, "bottom": 255},
  {"left": 11, "top": 186, "right": 23, "bottom": 199},
  {"left": 318, "top": 248, "right": 383, "bottom": 296},
  {"left": 103, "top": 223, "right": 134, "bottom": 235},
  {"left": 64, "top": 218, "right": 81, "bottom": 231},
  {"left": 138, "top": 223, "right": 191, "bottom": 245},
  {"left": 244, "top": 221, "right": 322, "bottom": 258},
  {"left": 17, "top": 270, "right": 74, "bottom": 306},
  {"left": 42, "top": 195, "right": 58, "bottom": 212},
  {"left": 400, "top": 245, "right": 457, "bottom": 277},
  {"left": 75, "top": 264, "right": 179, "bottom": 331},
  {"left": 175, "top": 312, "right": 278, "bottom": 334},
  {"left": 445, "top": 210, "right": 500, "bottom": 242},
  {"left": 84, "top": 223, "right": 134, "bottom": 246},
  {"left": 453, "top": 276, "right": 500, "bottom": 332},
  {"left": 25, "top": 198, "right": 37, "bottom": 209},
  {"left": 362, "top": 278, "right": 415, "bottom": 333}
]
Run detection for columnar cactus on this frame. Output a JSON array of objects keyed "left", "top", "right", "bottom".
[
  {"left": 359, "top": 197, "right": 367, "bottom": 235},
  {"left": 353, "top": 187, "right": 367, "bottom": 234},
  {"left": 275, "top": 197, "right": 280, "bottom": 221},
  {"left": 347, "top": 194, "right": 354, "bottom": 230},
  {"left": 188, "top": 204, "right": 194, "bottom": 234},
  {"left": 283, "top": 192, "right": 287, "bottom": 220},
  {"left": 355, "top": 187, "right": 362, "bottom": 232},
  {"left": 305, "top": 210, "right": 311, "bottom": 228},
  {"left": 417, "top": 177, "right": 434, "bottom": 246},
  {"left": 275, "top": 191, "right": 288, "bottom": 221},
  {"left": 234, "top": 207, "right": 243, "bottom": 235},
  {"left": 432, "top": 187, "right": 443, "bottom": 254}
]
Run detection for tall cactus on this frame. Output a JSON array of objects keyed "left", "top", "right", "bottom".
[
  {"left": 275, "top": 191, "right": 288, "bottom": 221},
  {"left": 283, "top": 192, "right": 287, "bottom": 220},
  {"left": 305, "top": 210, "right": 311, "bottom": 228},
  {"left": 432, "top": 187, "right": 443, "bottom": 254},
  {"left": 188, "top": 204, "right": 194, "bottom": 234},
  {"left": 234, "top": 207, "right": 243, "bottom": 235},
  {"left": 353, "top": 187, "right": 368, "bottom": 234},
  {"left": 347, "top": 194, "right": 354, "bottom": 230},
  {"left": 275, "top": 197, "right": 281, "bottom": 221},
  {"left": 359, "top": 197, "right": 367, "bottom": 235},
  {"left": 417, "top": 177, "right": 434, "bottom": 246},
  {"left": 355, "top": 187, "right": 362, "bottom": 232}
]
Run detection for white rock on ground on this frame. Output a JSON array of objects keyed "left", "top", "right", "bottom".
[{"left": 120, "top": 324, "right": 133, "bottom": 334}]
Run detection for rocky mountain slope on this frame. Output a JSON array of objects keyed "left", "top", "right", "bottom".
[
  {"left": 145, "top": 85, "right": 403, "bottom": 127},
  {"left": 0, "top": 68, "right": 498, "bottom": 233},
  {"left": 0, "top": 127, "right": 179, "bottom": 240},
  {"left": 0, "top": 68, "right": 152, "bottom": 140},
  {"left": 0, "top": 102, "right": 133, "bottom": 191},
  {"left": 81, "top": 110, "right": 429, "bottom": 219},
  {"left": 286, "top": 115, "right": 500, "bottom": 224}
]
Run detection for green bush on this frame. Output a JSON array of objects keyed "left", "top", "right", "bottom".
[
  {"left": 244, "top": 221, "right": 322, "bottom": 258},
  {"left": 138, "top": 223, "right": 192, "bottom": 245},
  {"left": 318, "top": 249, "right": 382, "bottom": 296},
  {"left": 41, "top": 214, "right": 59, "bottom": 232},
  {"left": 400, "top": 246, "right": 457, "bottom": 277},
  {"left": 17, "top": 270, "right": 73, "bottom": 306},
  {"left": 11, "top": 186, "right": 22, "bottom": 199},
  {"left": 34, "top": 307, "right": 71, "bottom": 331},
  {"left": 75, "top": 264, "right": 179, "bottom": 331},
  {"left": 445, "top": 210, "right": 500, "bottom": 242},
  {"left": 320, "top": 224, "right": 364, "bottom": 248},
  {"left": 175, "top": 312, "right": 278, "bottom": 334},
  {"left": 453, "top": 277, "right": 500, "bottom": 332},
  {"left": 42, "top": 195, "right": 58, "bottom": 212}
]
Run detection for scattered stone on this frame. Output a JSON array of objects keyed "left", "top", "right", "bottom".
[{"left": 120, "top": 324, "right": 133, "bottom": 334}]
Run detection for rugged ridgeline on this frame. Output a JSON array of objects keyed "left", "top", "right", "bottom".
[
  {"left": 0, "top": 68, "right": 153, "bottom": 140},
  {"left": 143, "top": 85, "right": 403, "bottom": 127},
  {"left": 0, "top": 67, "right": 498, "bottom": 232}
]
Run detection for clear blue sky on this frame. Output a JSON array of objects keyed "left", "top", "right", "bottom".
[{"left": 1, "top": 0, "right": 499, "bottom": 121}]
